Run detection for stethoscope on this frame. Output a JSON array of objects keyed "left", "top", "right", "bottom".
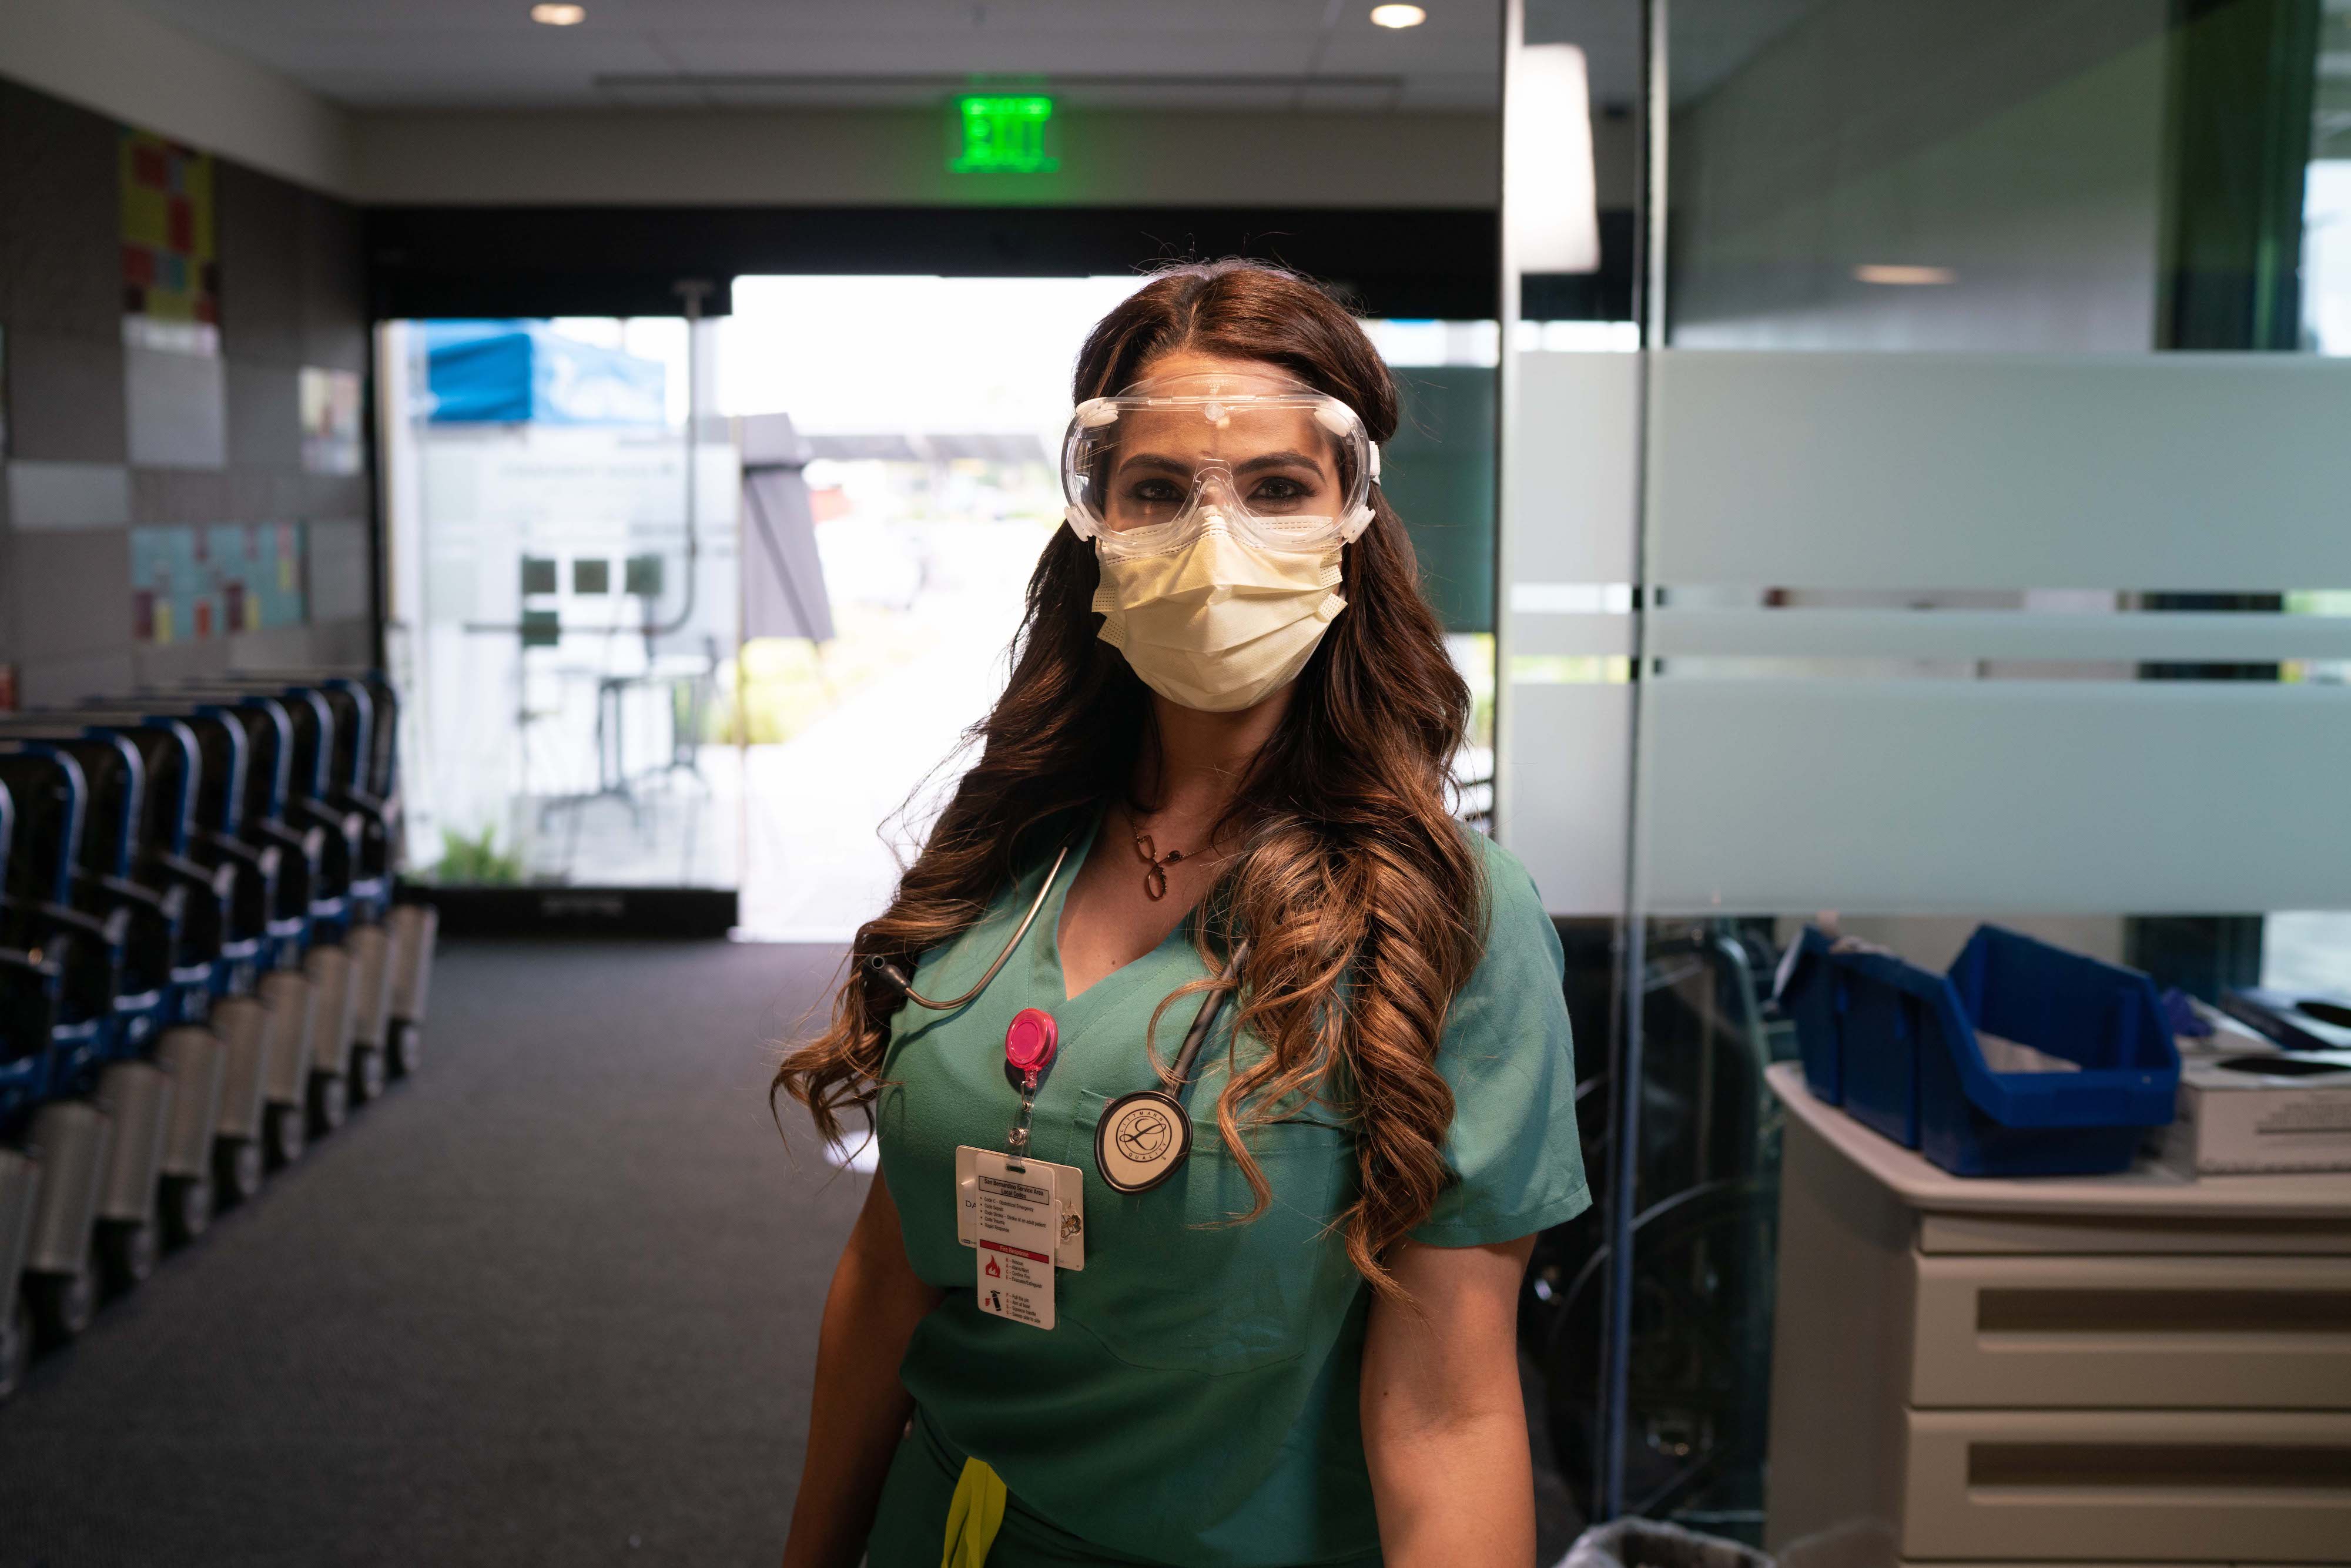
[{"left": 863, "top": 837, "right": 1244, "bottom": 1194}]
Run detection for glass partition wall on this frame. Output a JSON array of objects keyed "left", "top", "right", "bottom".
[
  {"left": 377, "top": 309, "right": 742, "bottom": 921},
  {"left": 1501, "top": 0, "right": 2350, "bottom": 1550}
]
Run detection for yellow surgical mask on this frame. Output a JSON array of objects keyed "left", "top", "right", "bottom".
[{"left": 1092, "top": 504, "right": 1346, "bottom": 713}]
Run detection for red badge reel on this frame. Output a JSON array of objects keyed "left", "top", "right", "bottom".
[
  {"left": 1004, "top": 1008, "right": 1057, "bottom": 1083},
  {"left": 1003, "top": 1007, "right": 1058, "bottom": 1158}
]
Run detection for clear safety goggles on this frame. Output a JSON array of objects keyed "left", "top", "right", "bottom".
[{"left": 1059, "top": 372, "right": 1381, "bottom": 555}]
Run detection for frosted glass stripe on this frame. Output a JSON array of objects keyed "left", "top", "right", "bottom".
[
  {"left": 1640, "top": 681, "right": 2351, "bottom": 915},
  {"left": 1647, "top": 608, "right": 2351, "bottom": 662},
  {"left": 1512, "top": 610, "right": 1637, "bottom": 658},
  {"left": 1647, "top": 353, "right": 2351, "bottom": 591}
]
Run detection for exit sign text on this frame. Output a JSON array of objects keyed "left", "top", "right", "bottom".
[{"left": 952, "top": 95, "right": 1059, "bottom": 174}]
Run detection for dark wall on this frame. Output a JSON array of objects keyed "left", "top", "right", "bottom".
[
  {"left": 0, "top": 76, "right": 374, "bottom": 709},
  {"left": 367, "top": 203, "right": 1503, "bottom": 322}
]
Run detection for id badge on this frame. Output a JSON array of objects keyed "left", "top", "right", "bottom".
[
  {"left": 969, "top": 1161, "right": 1057, "bottom": 1331},
  {"left": 956, "top": 1146, "right": 1084, "bottom": 1269}
]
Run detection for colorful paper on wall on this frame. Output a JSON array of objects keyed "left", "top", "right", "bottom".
[
  {"left": 120, "top": 130, "right": 217, "bottom": 331},
  {"left": 130, "top": 524, "right": 307, "bottom": 645}
]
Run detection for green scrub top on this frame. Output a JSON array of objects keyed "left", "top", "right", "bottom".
[{"left": 873, "top": 812, "right": 1589, "bottom": 1567}]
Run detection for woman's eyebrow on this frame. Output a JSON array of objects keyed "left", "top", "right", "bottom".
[
  {"left": 1112, "top": 449, "right": 1329, "bottom": 477},
  {"left": 1231, "top": 451, "right": 1324, "bottom": 475},
  {"left": 1112, "top": 451, "right": 1194, "bottom": 477}
]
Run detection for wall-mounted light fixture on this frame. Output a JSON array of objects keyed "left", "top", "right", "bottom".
[
  {"left": 530, "top": 4, "right": 587, "bottom": 25},
  {"left": 1854, "top": 264, "right": 1957, "bottom": 286},
  {"left": 1506, "top": 43, "right": 1600, "bottom": 273},
  {"left": 1371, "top": 5, "right": 1428, "bottom": 28}
]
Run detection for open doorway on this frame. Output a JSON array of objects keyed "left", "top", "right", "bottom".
[
  {"left": 379, "top": 276, "right": 1502, "bottom": 942},
  {"left": 716, "top": 275, "right": 1148, "bottom": 939}
]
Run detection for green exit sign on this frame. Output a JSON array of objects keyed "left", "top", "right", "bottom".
[{"left": 952, "top": 95, "right": 1058, "bottom": 174}]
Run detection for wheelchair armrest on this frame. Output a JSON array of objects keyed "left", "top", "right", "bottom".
[
  {"left": 336, "top": 786, "right": 390, "bottom": 823},
  {"left": 151, "top": 852, "right": 232, "bottom": 962},
  {"left": 335, "top": 790, "right": 392, "bottom": 840},
  {"left": 247, "top": 822, "right": 317, "bottom": 919},
  {"left": 193, "top": 833, "right": 281, "bottom": 939},
  {"left": 32, "top": 899, "right": 128, "bottom": 951},
  {"left": 78, "top": 871, "right": 188, "bottom": 982},
  {"left": 253, "top": 818, "right": 325, "bottom": 870},
  {"left": 4, "top": 900, "right": 123, "bottom": 1018},
  {"left": 330, "top": 789, "right": 394, "bottom": 877},
  {"left": 0, "top": 946, "right": 60, "bottom": 987},
  {"left": 157, "top": 850, "right": 237, "bottom": 906},
  {"left": 287, "top": 802, "right": 360, "bottom": 879},
  {"left": 195, "top": 830, "right": 264, "bottom": 873},
  {"left": 81, "top": 871, "right": 171, "bottom": 919}
]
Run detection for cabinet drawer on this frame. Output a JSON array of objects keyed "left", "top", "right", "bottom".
[
  {"left": 1902, "top": 1409, "right": 2351, "bottom": 1563},
  {"left": 1911, "top": 1253, "right": 2351, "bottom": 1409}
]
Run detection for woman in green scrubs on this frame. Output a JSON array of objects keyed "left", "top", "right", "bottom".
[{"left": 776, "top": 262, "right": 1588, "bottom": 1568}]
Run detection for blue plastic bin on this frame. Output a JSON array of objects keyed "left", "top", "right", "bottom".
[
  {"left": 1779, "top": 924, "right": 2179, "bottom": 1177},
  {"left": 1778, "top": 926, "right": 1848, "bottom": 1106}
]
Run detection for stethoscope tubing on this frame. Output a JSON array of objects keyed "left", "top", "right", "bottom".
[
  {"left": 866, "top": 833, "right": 1244, "bottom": 1100},
  {"left": 1164, "top": 940, "right": 1249, "bottom": 1100},
  {"left": 868, "top": 837, "right": 1076, "bottom": 1011}
]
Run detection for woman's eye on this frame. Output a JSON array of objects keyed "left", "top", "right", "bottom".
[
  {"left": 1251, "top": 475, "right": 1314, "bottom": 502},
  {"left": 1129, "top": 478, "right": 1184, "bottom": 504}
]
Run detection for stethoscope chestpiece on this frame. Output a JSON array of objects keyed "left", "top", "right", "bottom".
[
  {"left": 1088, "top": 942, "right": 1249, "bottom": 1195},
  {"left": 1093, "top": 1088, "right": 1193, "bottom": 1194}
]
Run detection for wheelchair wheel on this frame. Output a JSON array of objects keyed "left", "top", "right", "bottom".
[
  {"left": 216, "top": 1137, "right": 264, "bottom": 1204},
  {"left": 351, "top": 1045, "right": 387, "bottom": 1105},
  {"left": 99, "top": 1216, "right": 160, "bottom": 1292},
  {"left": 1542, "top": 1177, "right": 1779, "bottom": 1526},
  {"left": 163, "top": 1173, "right": 214, "bottom": 1245},
  {"left": 389, "top": 1019, "right": 422, "bottom": 1077},
  {"left": 0, "top": 1290, "right": 30, "bottom": 1403},
  {"left": 30, "top": 1252, "right": 97, "bottom": 1346},
  {"left": 309, "top": 1071, "right": 348, "bottom": 1136},
  {"left": 264, "top": 1103, "right": 306, "bottom": 1168}
]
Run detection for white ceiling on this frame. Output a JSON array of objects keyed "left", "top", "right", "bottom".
[{"left": 122, "top": 0, "right": 1508, "bottom": 112}]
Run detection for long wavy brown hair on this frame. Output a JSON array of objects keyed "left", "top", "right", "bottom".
[{"left": 773, "top": 259, "right": 1488, "bottom": 1296}]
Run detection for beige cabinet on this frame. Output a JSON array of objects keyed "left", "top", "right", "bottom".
[{"left": 1764, "top": 1064, "right": 2351, "bottom": 1568}]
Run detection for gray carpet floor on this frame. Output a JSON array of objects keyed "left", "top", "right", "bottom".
[
  {"left": 1, "top": 939, "right": 1583, "bottom": 1567},
  {"left": 0, "top": 939, "right": 863, "bottom": 1568}
]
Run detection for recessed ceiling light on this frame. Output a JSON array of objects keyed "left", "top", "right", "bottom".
[
  {"left": 1854, "top": 263, "right": 1955, "bottom": 286},
  {"left": 530, "top": 4, "right": 586, "bottom": 24},
  {"left": 1371, "top": 4, "right": 1428, "bottom": 27}
]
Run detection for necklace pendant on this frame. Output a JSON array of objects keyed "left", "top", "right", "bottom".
[{"left": 1132, "top": 822, "right": 1191, "bottom": 902}]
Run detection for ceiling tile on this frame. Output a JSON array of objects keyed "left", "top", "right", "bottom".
[{"left": 121, "top": 0, "right": 1498, "bottom": 110}]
